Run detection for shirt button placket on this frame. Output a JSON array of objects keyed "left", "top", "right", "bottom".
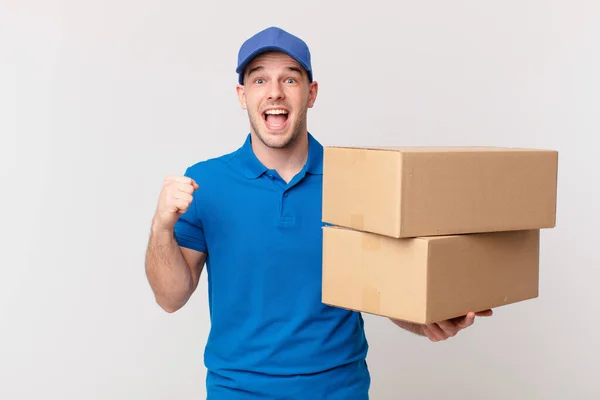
[{"left": 281, "top": 191, "right": 287, "bottom": 215}]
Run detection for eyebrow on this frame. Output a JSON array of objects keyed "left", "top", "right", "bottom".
[
  {"left": 246, "top": 66, "right": 264, "bottom": 77},
  {"left": 285, "top": 66, "right": 303, "bottom": 75}
]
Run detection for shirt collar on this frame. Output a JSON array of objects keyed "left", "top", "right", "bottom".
[{"left": 239, "top": 132, "right": 323, "bottom": 179}]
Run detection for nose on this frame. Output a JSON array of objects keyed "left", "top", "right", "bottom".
[{"left": 267, "top": 81, "right": 285, "bottom": 101}]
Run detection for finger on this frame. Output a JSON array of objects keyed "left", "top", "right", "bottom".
[
  {"left": 422, "top": 325, "right": 439, "bottom": 342},
  {"left": 436, "top": 320, "right": 459, "bottom": 337},
  {"left": 475, "top": 309, "right": 493, "bottom": 317},
  {"left": 166, "top": 176, "right": 195, "bottom": 185},
  {"left": 457, "top": 312, "right": 476, "bottom": 329},
  {"left": 191, "top": 179, "right": 199, "bottom": 190},
  {"left": 425, "top": 323, "right": 447, "bottom": 341},
  {"left": 174, "top": 183, "right": 195, "bottom": 195},
  {"left": 173, "top": 192, "right": 193, "bottom": 203}
]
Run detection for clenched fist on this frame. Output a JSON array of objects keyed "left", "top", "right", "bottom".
[{"left": 152, "top": 175, "right": 198, "bottom": 232}]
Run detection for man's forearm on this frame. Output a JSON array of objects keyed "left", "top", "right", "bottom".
[
  {"left": 390, "top": 318, "right": 426, "bottom": 336},
  {"left": 145, "top": 226, "right": 194, "bottom": 312}
]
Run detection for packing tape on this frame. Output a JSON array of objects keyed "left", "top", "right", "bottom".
[
  {"left": 363, "top": 287, "right": 381, "bottom": 313},
  {"left": 350, "top": 214, "right": 364, "bottom": 230},
  {"left": 361, "top": 233, "right": 381, "bottom": 251}
]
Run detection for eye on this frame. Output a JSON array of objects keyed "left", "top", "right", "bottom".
[
  {"left": 286, "top": 78, "right": 295, "bottom": 84},
  {"left": 254, "top": 78, "right": 264, "bottom": 84}
]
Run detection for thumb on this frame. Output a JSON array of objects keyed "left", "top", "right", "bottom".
[{"left": 192, "top": 179, "right": 199, "bottom": 190}]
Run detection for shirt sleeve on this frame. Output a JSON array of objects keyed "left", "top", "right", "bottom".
[{"left": 173, "top": 167, "right": 208, "bottom": 254}]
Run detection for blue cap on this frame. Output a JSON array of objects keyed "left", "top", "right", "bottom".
[{"left": 236, "top": 26, "right": 313, "bottom": 85}]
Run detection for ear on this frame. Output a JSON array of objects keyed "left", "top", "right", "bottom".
[
  {"left": 236, "top": 84, "right": 247, "bottom": 109},
  {"left": 307, "top": 81, "right": 318, "bottom": 108}
]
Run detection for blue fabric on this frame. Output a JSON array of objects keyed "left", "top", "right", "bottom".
[
  {"left": 174, "top": 133, "right": 370, "bottom": 399},
  {"left": 235, "top": 26, "right": 313, "bottom": 84}
]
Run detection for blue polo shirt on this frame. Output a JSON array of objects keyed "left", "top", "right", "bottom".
[{"left": 174, "top": 133, "right": 370, "bottom": 399}]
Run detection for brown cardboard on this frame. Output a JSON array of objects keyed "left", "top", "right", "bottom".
[
  {"left": 321, "top": 226, "right": 540, "bottom": 324},
  {"left": 322, "top": 146, "right": 558, "bottom": 238}
]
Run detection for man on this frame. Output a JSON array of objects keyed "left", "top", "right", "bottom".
[{"left": 145, "top": 26, "right": 492, "bottom": 399}]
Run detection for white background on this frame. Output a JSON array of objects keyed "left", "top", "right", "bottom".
[{"left": 1, "top": 0, "right": 598, "bottom": 399}]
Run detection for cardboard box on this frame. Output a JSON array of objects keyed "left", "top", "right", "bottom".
[
  {"left": 322, "top": 146, "right": 558, "bottom": 238},
  {"left": 321, "top": 226, "right": 540, "bottom": 324}
]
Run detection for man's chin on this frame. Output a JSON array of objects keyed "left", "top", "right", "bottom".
[
  {"left": 265, "top": 137, "right": 293, "bottom": 149},
  {"left": 257, "top": 131, "right": 295, "bottom": 149}
]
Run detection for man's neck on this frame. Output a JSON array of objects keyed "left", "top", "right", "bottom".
[{"left": 251, "top": 132, "right": 309, "bottom": 183}]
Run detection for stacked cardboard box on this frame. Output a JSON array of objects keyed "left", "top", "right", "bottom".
[{"left": 321, "top": 146, "right": 558, "bottom": 324}]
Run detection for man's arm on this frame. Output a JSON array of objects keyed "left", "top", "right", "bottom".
[
  {"left": 145, "top": 175, "right": 205, "bottom": 313},
  {"left": 145, "top": 224, "right": 206, "bottom": 313}
]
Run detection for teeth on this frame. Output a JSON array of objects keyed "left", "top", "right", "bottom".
[{"left": 264, "top": 109, "right": 288, "bottom": 115}]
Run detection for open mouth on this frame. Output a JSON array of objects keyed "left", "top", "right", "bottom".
[{"left": 262, "top": 108, "right": 289, "bottom": 131}]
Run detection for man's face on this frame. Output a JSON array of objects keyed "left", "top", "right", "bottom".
[{"left": 236, "top": 52, "right": 318, "bottom": 149}]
